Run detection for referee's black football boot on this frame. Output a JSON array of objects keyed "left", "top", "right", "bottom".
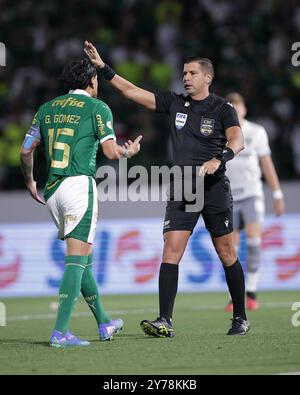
[
  {"left": 140, "top": 317, "right": 175, "bottom": 338},
  {"left": 227, "top": 316, "right": 250, "bottom": 335}
]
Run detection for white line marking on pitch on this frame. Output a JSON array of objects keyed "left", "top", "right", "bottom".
[
  {"left": 274, "top": 372, "right": 300, "bottom": 375},
  {"left": 5, "top": 301, "right": 295, "bottom": 322}
]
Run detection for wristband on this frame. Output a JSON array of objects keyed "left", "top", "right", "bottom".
[
  {"left": 216, "top": 147, "right": 235, "bottom": 163},
  {"left": 102, "top": 63, "right": 116, "bottom": 80},
  {"left": 273, "top": 189, "right": 283, "bottom": 200}
]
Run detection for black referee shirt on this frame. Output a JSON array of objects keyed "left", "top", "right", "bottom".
[{"left": 155, "top": 91, "right": 240, "bottom": 173}]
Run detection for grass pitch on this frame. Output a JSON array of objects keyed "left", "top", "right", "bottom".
[{"left": 0, "top": 291, "right": 300, "bottom": 375}]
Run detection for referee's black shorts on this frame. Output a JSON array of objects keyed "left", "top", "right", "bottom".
[{"left": 163, "top": 175, "right": 233, "bottom": 237}]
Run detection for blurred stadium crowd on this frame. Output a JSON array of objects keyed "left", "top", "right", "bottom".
[{"left": 0, "top": 0, "right": 299, "bottom": 190}]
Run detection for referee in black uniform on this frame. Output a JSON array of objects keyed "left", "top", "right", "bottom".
[{"left": 85, "top": 41, "right": 249, "bottom": 336}]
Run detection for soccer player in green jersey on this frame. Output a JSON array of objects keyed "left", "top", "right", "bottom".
[{"left": 20, "top": 59, "right": 142, "bottom": 348}]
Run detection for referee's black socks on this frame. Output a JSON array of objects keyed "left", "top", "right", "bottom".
[
  {"left": 223, "top": 259, "right": 247, "bottom": 320},
  {"left": 159, "top": 262, "right": 179, "bottom": 324}
]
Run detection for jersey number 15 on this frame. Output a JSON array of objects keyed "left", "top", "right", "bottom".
[{"left": 48, "top": 128, "right": 74, "bottom": 169}]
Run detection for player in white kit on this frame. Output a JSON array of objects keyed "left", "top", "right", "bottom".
[{"left": 224, "top": 93, "right": 285, "bottom": 311}]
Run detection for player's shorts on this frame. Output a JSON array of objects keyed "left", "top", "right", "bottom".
[
  {"left": 233, "top": 196, "right": 265, "bottom": 230},
  {"left": 46, "top": 175, "right": 98, "bottom": 244},
  {"left": 163, "top": 175, "right": 233, "bottom": 237}
]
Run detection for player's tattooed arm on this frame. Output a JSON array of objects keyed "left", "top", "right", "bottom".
[
  {"left": 84, "top": 41, "right": 156, "bottom": 110},
  {"left": 20, "top": 130, "right": 45, "bottom": 205},
  {"left": 20, "top": 150, "right": 34, "bottom": 185}
]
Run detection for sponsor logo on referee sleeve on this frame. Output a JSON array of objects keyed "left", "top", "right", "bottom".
[
  {"left": 164, "top": 220, "right": 171, "bottom": 229},
  {"left": 200, "top": 117, "right": 215, "bottom": 136},
  {"left": 175, "top": 113, "right": 187, "bottom": 130}
]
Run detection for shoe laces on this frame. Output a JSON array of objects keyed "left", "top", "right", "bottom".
[
  {"left": 65, "top": 331, "right": 76, "bottom": 340},
  {"left": 157, "top": 317, "right": 172, "bottom": 327},
  {"left": 230, "top": 317, "right": 243, "bottom": 330}
]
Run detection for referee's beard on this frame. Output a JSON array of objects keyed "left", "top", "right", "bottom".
[{"left": 184, "top": 85, "right": 210, "bottom": 100}]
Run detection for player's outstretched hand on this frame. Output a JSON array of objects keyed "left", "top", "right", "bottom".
[
  {"left": 26, "top": 180, "right": 45, "bottom": 205},
  {"left": 123, "top": 135, "right": 143, "bottom": 158},
  {"left": 84, "top": 41, "right": 105, "bottom": 69},
  {"left": 199, "top": 158, "right": 221, "bottom": 176}
]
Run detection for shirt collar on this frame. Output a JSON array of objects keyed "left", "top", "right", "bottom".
[{"left": 68, "top": 89, "right": 90, "bottom": 97}]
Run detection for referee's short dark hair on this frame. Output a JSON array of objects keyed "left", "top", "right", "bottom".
[
  {"left": 184, "top": 56, "right": 214, "bottom": 82},
  {"left": 60, "top": 58, "right": 97, "bottom": 90}
]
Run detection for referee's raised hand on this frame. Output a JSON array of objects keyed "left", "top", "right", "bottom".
[
  {"left": 84, "top": 41, "right": 104, "bottom": 69},
  {"left": 199, "top": 158, "right": 222, "bottom": 176}
]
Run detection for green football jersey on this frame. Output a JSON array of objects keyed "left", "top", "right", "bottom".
[{"left": 31, "top": 91, "right": 115, "bottom": 200}]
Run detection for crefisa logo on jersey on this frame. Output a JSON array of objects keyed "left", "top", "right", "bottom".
[
  {"left": 175, "top": 112, "right": 187, "bottom": 130},
  {"left": 200, "top": 117, "right": 215, "bottom": 136}
]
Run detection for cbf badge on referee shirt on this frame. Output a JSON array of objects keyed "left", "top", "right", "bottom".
[
  {"left": 175, "top": 112, "right": 187, "bottom": 130},
  {"left": 200, "top": 117, "right": 215, "bottom": 136}
]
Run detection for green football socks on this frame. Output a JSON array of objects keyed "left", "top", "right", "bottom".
[
  {"left": 54, "top": 255, "right": 87, "bottom": 333},
  {"left": 81, "top": 254, "right": 110, "bottom": 325}
]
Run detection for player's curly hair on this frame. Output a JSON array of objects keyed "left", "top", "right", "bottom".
[{"left": 60, "top": 58, "right": 97, "bottom": 90}]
